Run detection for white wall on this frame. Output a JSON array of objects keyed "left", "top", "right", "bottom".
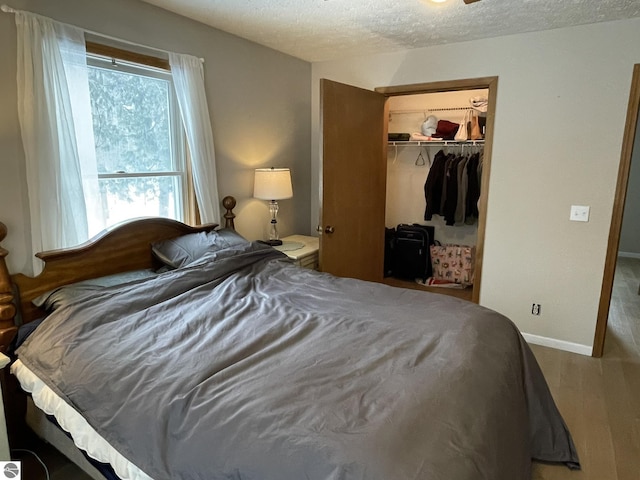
[
  {"left": 312, "top": 18, "right": 640, "bottom": 352},
  {"left": 619, "top": 117, "right": 640, "bottom": 255},
  {"left": 0, "top": 0, "right": 311, "bottom": 275}
]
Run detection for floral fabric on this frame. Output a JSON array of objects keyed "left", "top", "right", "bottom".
[{"left": 430, "top": 244, "right": 475, "bottom": 286}]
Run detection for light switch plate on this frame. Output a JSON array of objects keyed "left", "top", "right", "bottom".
[{"left": 570, "top": 205, "right": 590, "bottom": 222}]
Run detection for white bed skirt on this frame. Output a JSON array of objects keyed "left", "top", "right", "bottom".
[{"left": 11, "top": 360, "right": 152, "bottom": 480}]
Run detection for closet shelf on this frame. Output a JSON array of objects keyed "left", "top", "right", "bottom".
[{"left": 387, "top": 140, "right": 485, "bottom": 147}]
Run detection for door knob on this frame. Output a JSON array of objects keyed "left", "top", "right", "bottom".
[{"left": 324, "top": 226, "right": 335, "bottom": 234}]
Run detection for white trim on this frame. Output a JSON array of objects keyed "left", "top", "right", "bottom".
[
  {"left": 521, "top": 332, "right": 592, "bottom": 356},
  {"left": 618, "top": 251, "right": 640, "bottom": 259}
]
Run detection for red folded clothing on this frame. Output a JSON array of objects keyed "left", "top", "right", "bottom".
[{"left": 435, "top": 120, "right": 459, "bottom": 140}]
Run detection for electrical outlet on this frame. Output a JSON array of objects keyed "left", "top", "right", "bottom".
[{"left": 531, "top": 303, "right": 541, "bottom": 316}]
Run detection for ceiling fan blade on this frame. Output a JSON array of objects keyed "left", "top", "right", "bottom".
[{"left": 463, "top": 0, "right": 482, "bottom": 4}]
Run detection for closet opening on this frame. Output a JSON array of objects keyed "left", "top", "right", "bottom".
[{"left": 375, "top": 77, "right": 497, "bottom": 304}]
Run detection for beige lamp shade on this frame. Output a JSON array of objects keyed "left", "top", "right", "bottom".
[{"left": 253, "top": 168, "right": 293, "bottom": 200}]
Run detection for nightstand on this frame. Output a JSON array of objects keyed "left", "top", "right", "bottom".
[{"left": 274, "top": 235, "right": 319, "bottom": 270}]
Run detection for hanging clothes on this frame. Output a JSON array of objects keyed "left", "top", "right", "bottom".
[
  {"left": 423, "top": 149, "right": 448, "bottom": 221},
  {"left": 455, "top": 155, "right": 470, "bottom": 224},
  {"left": 423, "top": 148, "right": 483, "bottom": 226},
  {"left": 443, "top": 155, "right": 463, "bottom": 226},
  {"left": 465, "top": 152, "right": 481, "bottom": 224}
]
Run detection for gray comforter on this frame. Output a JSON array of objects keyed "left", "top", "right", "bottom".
[{"left": 16, "top": 242, "right": 579, "bottom": 480}]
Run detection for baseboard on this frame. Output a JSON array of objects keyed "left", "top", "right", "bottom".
[
  {"left": 618, "top": 251, "right": 640, "bottom": 259},
  {"left": 522, "top": 333, "right": 592, "bottom": 356}
]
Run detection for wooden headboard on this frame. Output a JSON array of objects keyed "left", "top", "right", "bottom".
[{"left": 0, "top": 195, "right": 237, "bottom": 354}]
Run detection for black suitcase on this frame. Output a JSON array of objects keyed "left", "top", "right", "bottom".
[
  {"left": 384, "top": 227, "right": 396, "bottom": 277},
  {"left": 393, "top": 224, "right": 434, "bottom": 282}
]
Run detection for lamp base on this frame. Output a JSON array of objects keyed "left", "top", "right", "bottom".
[{"left": 258, "top": 239, "right": 283, "bottom": 246}]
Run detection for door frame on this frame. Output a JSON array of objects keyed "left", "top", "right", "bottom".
[
  {"left": 592, "top": 64, "right": 640, "bottom": 358},
  {"left": 376, "top": 76, "right": 499, "bottom": 304}
]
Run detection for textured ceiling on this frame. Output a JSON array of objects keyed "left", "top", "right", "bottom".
[{"left": 138, "top": 0, "right": 640, "bottom": 62}]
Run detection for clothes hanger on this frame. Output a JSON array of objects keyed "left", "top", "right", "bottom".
[
  {"left": 389, "top": 144, "right": 398, "bottom": 164},
  {"left": 415, "top": 150, "right": 426, "bottom": 166}
]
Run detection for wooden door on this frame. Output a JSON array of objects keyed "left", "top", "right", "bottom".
[
  {"left": 593, "top": 64, "right": 640, "bottom": 357},
  {"left": 319, "top": 79, "right": 387, "bottom": 282}
]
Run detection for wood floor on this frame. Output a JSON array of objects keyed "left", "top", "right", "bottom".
[
  {"left": 14, "top": 257, "right": 640, "bottom": 479},
  {"left": 532, "top": 256, "right": 640, "bottom": 480},
  {"left": 12, "top": 431, "right": 93, "bottom": 480}
]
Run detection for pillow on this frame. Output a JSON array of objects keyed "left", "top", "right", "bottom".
[
  {"left": 33, "top": 269, "right": 158, "bottom": 312},
  {"left": 151, "top": 228, "right": 248, "bottom": 269},
  {"left": 10, "top": 317, "right": 46, "bottom": 354}
]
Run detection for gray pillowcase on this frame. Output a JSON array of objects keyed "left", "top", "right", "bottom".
[
  {"left": 33, "top": 269, "right": 158, "bottom": 312},
  {"left": 151, "top": 228, "right": 248, "bottom": 269}
]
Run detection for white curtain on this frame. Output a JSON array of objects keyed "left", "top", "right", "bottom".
[
  {"left": 169, "top": 53, "right": 221, "bottom": 224},
  {"left": 16, "top": 12, "right": 101, "bottom": 274}
]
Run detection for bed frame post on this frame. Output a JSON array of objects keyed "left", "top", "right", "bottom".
[
  {"left": 0, "top": 222, "right": 26, "bottom": 450},
  {"left": 0, "top": 223, "right": 17, "bottom": 354},
  {"left": 223, "top": 196, "right": 236, "bottom": 230}
]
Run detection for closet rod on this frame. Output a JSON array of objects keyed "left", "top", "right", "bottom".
[
  {"left": 389, "top": 106, "right": 475, "bottom": 115},
  {"left": 388, "top": 140, "right": 485, "bottom": 147}
]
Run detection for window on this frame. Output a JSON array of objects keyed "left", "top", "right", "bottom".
[
  {"left": 86, "top": 51, "right": 188, "bottom": 232},
  {"left": 16, "top": 15, "right": 219, "bottom": 271}
]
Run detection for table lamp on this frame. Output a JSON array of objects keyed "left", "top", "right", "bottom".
[{"left": 253, "top": 167, "right": 293, "bottom": 246}]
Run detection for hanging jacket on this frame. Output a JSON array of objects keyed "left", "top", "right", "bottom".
[
  {"left": 455, "top": 155, "right": 470, "bottom": 225},
  {"left": 423, "top": 149, "right": 447, "bottom": 221},
  {"left": 465, "top": 153, "right": 480, "bottom": 224},
  {"left": 443, "top": 155, "right": 463, "bottom": 226}
]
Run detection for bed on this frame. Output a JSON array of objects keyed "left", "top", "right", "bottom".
[{"left": 0, "top": 197, "right": 579, "bottom": 480}]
